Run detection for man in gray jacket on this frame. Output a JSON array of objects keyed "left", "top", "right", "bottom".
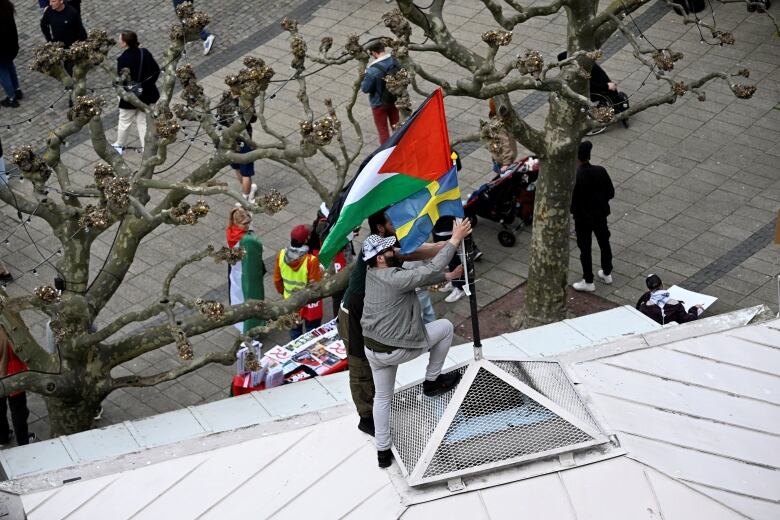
[{"left": 361, "top": 219, "right": 471, "bottom": 468}]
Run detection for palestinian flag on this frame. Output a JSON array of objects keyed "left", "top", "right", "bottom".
[{"left": 319, "top": 89, "right": 452, "bottom": 266}]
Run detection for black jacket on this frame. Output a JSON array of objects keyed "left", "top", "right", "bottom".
[
  {"left": 0, "top": 10, "right": 19, "bottom": 62},
  {"left": 117, "top": 48, "right": 161, "bottom": 109},
  {"left": 571, "top": 162, "right": 614, "bottom": 219},
  {"left": 636, "top": 291, "right": 701, "bottom": 325},
  {"left": 40, "top": 5, "right": 87, "bottom": 49}
]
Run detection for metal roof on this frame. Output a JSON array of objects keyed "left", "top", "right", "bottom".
[{"left": 2, "top": 306, "right": 776, "bottom": 520}]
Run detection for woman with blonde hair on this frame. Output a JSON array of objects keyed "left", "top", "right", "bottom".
[{"left": 226, "top": 207, "right": 265, "bottom": 334}]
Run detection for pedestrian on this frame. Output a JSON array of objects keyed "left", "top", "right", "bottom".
[
  {"left": 487, "top": 98, "right": 517, "bottom": 174},
  {"left": 274, "top": 224, "right": 323, "bottom": 339},
  {"left": 40, "top": 0, "right": 87, "bottom": 50},
  {"left": 433, "top": 216, "right": 482, "bottom": 302},
  {"left": 0, "top": 327, "right": 35, "bottom": 446},
  {"left": 0, "top": 0, "right": 22, "bottom": 109},
  {"left": 226, "top": 207, "right": 265, "bottom": 334},
  {"left": 361, "top": 218, "right": 471, "bottom": 468},
  {"left": 219, "top": 88, "right": 258, "bottom": 203},
  {"left": 111, "top": 31, "right": 160, "bottom": 155},
  {"left": 571, "top": 140, "right": 614, "bottom": 292},
  {"left": 308, "top": 202, "right": 355, "bottom": 316},
  {"left": 337, "top": 209, "right": 447, "bottom": 438},
  {"left": 172, "top": 0, "right": 216, "bottom": 55},
  {"left": 360, "top": 41, "right": 400, "bottom": 145},
  {"left": 636, "top": 274, "right": 704, "bottom": 325}
]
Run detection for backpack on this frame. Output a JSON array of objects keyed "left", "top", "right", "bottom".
[{"left": 373, "top": 59, "right": 400, "bottom": 106}]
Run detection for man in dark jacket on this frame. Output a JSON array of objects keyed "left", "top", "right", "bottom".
[
  {"left": 571, "top": 140, "right": 614, "bottom": 292},
  {"left": 40, "top": 0, "right": 87, "bottom": 50},
  {"left": 360, "top": 41, "right": 400, "bottom": 145},
  {"left": 112, "top": 31, "right": 160, "bottom": 155},
  {"left": 636, "top": 274, "right": 704, "bottom": 325},
  {"left": 0, "top": 0, "right": 22, "bottom": 107}
]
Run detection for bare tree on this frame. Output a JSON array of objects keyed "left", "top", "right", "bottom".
[
  {"left": 0, "top": 5, "right": 364, "bottom": 436},
  {"left": 379, "top": 0, "right": 771, "bottom": 326}
]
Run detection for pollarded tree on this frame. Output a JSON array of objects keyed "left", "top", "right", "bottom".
[
  {"left": 0, "top": 6, "right": 368, "bottom": 436},
  {"left": 382, "top": 0, "right": 772, "bottom": 326}
]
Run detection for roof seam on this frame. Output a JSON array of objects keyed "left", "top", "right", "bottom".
[
  {"left": 197, "top": 427, "right": 317, "bottom": 518},
  {"left": 641, "top": 467, "right": 667, "bottom": 520},
  {"left": 630, "top": 459, "right": 754, "bottom": 519},
  {"left": 600, "top": 361, "right": 780, "bottom": 407},
  {"left": 722, "top": 334, "right": 780, "bottom": 351},
  {"left": 589, "top": 390, "right": 780, "bottom": 438},
  {"left": 264, "top": 443, "right": 372, "bottom": 518},
  {"left": 619, "top": 431, "right": 779, "bottom": 471},
  {"left": 677, "top": 477, "right": 780, "bottom": 505},
  {"left": 555, "top": 471, "right": 579, "bottom": 520},
  {"left": 128, "top": 457, "right": 210, "bottom": 519},
  {"left": 664, "top": 347, "right": 780, "bottom": 378}
]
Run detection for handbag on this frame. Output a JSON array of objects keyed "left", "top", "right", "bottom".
[{"left": 126, "top": 48, "right": 145, "bottom": 97}]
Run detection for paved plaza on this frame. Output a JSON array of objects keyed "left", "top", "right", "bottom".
[{"left": 0, "top": 0, "right": 778, "bottom": 439}]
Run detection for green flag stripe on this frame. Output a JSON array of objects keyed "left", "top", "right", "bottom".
[{"left": 319, "top": 174, "right": 429, "bottom": 265}]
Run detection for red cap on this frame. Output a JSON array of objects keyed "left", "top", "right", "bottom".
[{"left": 290, "top": 224, "right": 311, "bottom": 243}]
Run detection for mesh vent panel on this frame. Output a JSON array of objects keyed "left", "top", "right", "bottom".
[
  {"left": 493, "top": 360, "right": 601, "bottom": 432},
  {"left": 390, "top": 366, "right": 467, "bottom": 473},
  {"left": 422, "top": 368, "right": 593, "bottom": 479}
]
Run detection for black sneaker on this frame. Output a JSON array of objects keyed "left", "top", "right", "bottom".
[
  {"left": 357, "top": 416, "right": 375, "bottom": 437},
  {"left": 0, "top": 98, "right": 19, "bottom": 108},
  {"left": 0, "top": 271, "right": 12, "bottom": 282},
  {"left": 423, "top": 371, "right": 462, "bottom": 397},
  {"left": 378, "top": 449, "right": 393, "bottom": 468},
  {"left": 28, "top": 433, "right": 38, "bottom": 443},
  {"left": 14, "top": 89, "right": 23, "bottom": 100},
  {"left": 472, "top": 246, "right": 483, "bottom": 261}
]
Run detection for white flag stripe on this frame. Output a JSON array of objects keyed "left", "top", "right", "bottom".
[{"left": 342, "top": 147, "right": 397, "bottom": 206}]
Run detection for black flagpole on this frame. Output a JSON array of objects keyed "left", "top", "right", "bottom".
[{"left": 464, "top": 235, "right": 482, "bottom": 360}]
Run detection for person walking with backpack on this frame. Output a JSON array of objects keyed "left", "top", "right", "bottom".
[
  {"left": 0, "top": 0, "right": 23, "bottom": 108},
  {"left": 361, "top": 41, "right": 400, "bottom": 145},
  {"left": 111, "top": 31, "right": 160, "bottom": 155}
]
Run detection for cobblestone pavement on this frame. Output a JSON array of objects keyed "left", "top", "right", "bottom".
[{"left": 0, "top": 0, "right": 778, "bottom": 440}]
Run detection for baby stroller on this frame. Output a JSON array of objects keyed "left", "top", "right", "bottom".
[{"left": 464, "top": 156, "right": 539, "bottom": 247}]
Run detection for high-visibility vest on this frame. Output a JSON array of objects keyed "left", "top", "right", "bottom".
[{"left": 277, "top": 250, "right": 323, "bottom": 320}]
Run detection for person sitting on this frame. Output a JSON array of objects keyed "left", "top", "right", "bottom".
[
  {"left": 361, "top": 219, "right": 471, "bottom": 468},
  {"left": 557, "top": 51, "right": 629, "bottom": 127},
  {"left": 636, "top": 274, "right": 704, "bottom": 325}
]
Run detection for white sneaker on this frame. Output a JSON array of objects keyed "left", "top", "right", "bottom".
[
  {"left": 248, "top": 183, "right": 258, "bottom": 200},
  {"left": 203, "top": 34, "right": 215, "bottom": 55},
  {"left": 572, "top": 280, "right": 596, "bottom": 292},
  {"left": 445, "top": 287, "right": 466, "bottom": 303},
  {"left": 597, "top": 270, "right": 613, "bottom": 284},
  {"left": 440, "top": 281, "right": 453, "bottom": 292},
  {"left": 111, "top": 142, "right": 124, "bottom": 155}
]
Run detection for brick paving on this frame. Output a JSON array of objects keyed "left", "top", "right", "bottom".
[{"left": 0, "top": 0, "right": 778, "bottom": 441}]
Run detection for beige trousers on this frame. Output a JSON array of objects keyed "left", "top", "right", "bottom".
[{"left": 116, "top": 108, "right": 147, "bottom": 148}]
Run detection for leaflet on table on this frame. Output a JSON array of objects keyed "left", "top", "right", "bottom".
[{"left": 262, "top": 318, "right": 346, "bottom": 377}]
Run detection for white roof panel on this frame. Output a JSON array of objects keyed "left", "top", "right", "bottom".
[
  {"left": 604, "top": 347, "right": 780, "bottom": 404},
  {"left": 6, "top": 308, "right": 776, "bottom": 520}
]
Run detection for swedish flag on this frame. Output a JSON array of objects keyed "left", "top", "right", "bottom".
[{"left": 386, "top": 165, "right": 464, "bottom": 254}]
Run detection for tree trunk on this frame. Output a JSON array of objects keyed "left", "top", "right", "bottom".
[
  {"left": 44, "top": 394, "right": 102, "bottom": 437},
  {"left": 514, "top": 126, "right": 579, "bottom": 328}
]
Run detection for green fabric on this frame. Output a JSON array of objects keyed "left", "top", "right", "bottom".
[
  {"left": 342, "top": 254, "right": 367, "bottom": 306},
  {"left": 348, "top": 352, "right": 375, "bottom": 418},
  {"left": 239, "top": 233, "right": 265, "bottom": 332},
  {"left": 319, "top": 174, "right": 428, "bottom": 266}
]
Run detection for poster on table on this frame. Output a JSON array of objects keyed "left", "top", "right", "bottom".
[{"left": 234, "top": 319, "right": 347, "bottom": 394}]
